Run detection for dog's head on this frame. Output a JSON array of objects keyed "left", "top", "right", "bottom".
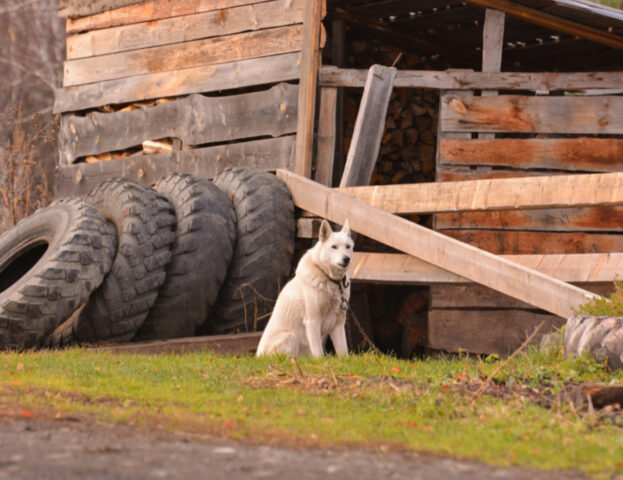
[{"left": 316, "top": 219, "right": 354, "bottom": 275}]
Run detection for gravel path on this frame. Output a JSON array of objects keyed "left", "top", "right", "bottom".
[{"left": 0, "top": 417, "right": 590, "bottom": 480}]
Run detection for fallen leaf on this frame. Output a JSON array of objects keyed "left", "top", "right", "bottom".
[
  {"left": 390, "top": 367, "right": 401, "bottom": 373},
  {"left": 510, "top": 452, "right": 517, "bottom": 458},
  {"left": 9, "top": 380, "right": 22, "bottom": 386},
  {"left": 405, "top": 422, "right": 418, "bottom": 427},
  {"left": 222, "top": 420, "right": 237, "bottom": 429},
  {"left": 236, "top": 394, "right": 244, "bottom": 403},
  {"left": 20, "top": 410, "right": 34, "bottom": 418},
  {"left": 16, "top": 363, "right": 24, "bottom": 372},
  {"left": 421, "top": 425, "right": 432, "bottom": 431},
  {"left": 440, "top": 385, "right": 450, "bottom": 391}
]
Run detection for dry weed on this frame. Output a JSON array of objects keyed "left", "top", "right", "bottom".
[{"left": 0, "top": 105, "right": 56, "bottom": 233}]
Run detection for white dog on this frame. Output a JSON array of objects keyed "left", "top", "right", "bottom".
[{"left": 256, "top": 219, "right": 354, "bottom": 358}]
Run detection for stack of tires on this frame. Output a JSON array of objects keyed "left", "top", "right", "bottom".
[{"left": 0, "top": 168, "right": 295, "bottom": 350}]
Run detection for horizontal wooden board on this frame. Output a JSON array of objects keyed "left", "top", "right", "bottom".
[
  {"left": 428, "top": 309, "right": 564, "bottom": 355},
  {"left": 440, "top": 94, "right": 623, "bottom": 134},
  {"left": 436, "top": 165, "right": 568, "bottom": 182},
  {"left": 65, "top": 0, "right": 267, "bottom": 33},
  {"left": 66, "top": 0, "right": 304, "bottom": 59},
  {"left": 441, "top": 229, "right": 623, "bottom": 254},
  {"left": 55, "top": 135, "right": 295, "bottom": 199},
  {"left": 319, "top": 67, "right": 623, "bottom": 91},
  {"left": 64, "top": 24, "right": 303, "bottom": 86},
  {"left": 438, "top": 138, "right": 623, "bottom": 172},
  {"left": 430, "top": 283, "right": 615, "bottom": 310},
  {"left": 59, "top": 82, "right": 298, "bottom": 164},
  {"left": 349, "top": 252, "right": 623, "bottom": 285},
  {"left": 95, "top": 332, "right": 261, "bottom": 355},
  {"left": 59, "top": 0, "right": 144, "bottom": 18},
  {"left": 435, "top": 207, "right": 623, "bottom": 232},
  {"left": 54, "top": 52, "right": 301, "bottom": 113},
  {"left": 338, "top": 172, "right": 623, "bottom": 215}
]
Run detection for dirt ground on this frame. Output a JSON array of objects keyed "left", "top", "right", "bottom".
[{"left": 0, "top": 414, "right": 592, "bottom": 480}]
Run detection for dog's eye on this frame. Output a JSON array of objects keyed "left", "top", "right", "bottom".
[
  {"left": 346, "top": 245, "right": 352, "bottom": 249},
  {"left": 331, "top": 245, "right": 337, "bottom": 249}
]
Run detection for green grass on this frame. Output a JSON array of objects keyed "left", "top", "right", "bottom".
[
  {"left": 1, "top": 347, "right": 622, "bottom": 476},
  {"left": 579, "top": 280, "right": 623, "bottom": 317}
]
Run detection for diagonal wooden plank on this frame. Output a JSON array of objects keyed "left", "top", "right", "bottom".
[
  {"left": 350, "top": 252, "right": 623, "bottom": 285},
  {"left": 276, "top": 169, "right": 600, "bottom": 318},
  {"left": 336, "top": 172, "right": 623, "bottom": 214},
  {"left": 339, "top": 64, "right": 396, "bottom": 187}
]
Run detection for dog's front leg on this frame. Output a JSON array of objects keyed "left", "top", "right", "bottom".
[
  {"left": 330, "top": 313, "right": 349, "bottom": 357},
  {"left": 303, "top": 316, "right": 324, "bottom": 358}
]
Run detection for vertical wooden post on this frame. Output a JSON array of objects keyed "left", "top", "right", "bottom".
[
  {"left": 331, "top": 19, "right": 346, "bottom": 186},
  {"left": 315, "top": 86, "right": 338, "bottom": 186},
  {"left": 479, "top": 8, "right": 505, "bottom": 140},
  {"left": 294, "top": 0, "right": 324, "bottom": 178},
  {"left": 339, "top": 65, "right": 396, "bottom": 188}
]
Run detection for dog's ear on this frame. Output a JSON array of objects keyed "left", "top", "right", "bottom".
[
  {"left": 319, "top": 219, "right": 332, "bottom": 242},
  {"left": 340, "top": 219, "right": 351, "bottom": 237}
]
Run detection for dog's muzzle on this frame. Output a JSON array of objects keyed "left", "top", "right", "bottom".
[{"left": 341, "top": 256, "right": 351, "bottom": 268}]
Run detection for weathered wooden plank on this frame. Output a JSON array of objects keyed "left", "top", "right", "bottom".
[
  {"left": 479, "top": 8, "right": 505, "bottom": 140},
  {"left": 319, "top": 67, "right": 623, "bottom": 91},
  {"left": 436, "top": 165, "right": 566, "bottom": 182},
  {"left": 64, "top": 24, "right": 303, "bottom": 86},
  {"left": 463, "top": 0, "right": 623, "bottom": 51},
  {"left": 277, "top": 169, "right": 600, "bottom": 318},
  {"left": 336, "top": 172, "right": 623, "bottom": 215},
  {"left": 65, "top": 0, "right": 266, "bottom": 33},
  {"left": 55, "top": 136, "right": 296, "bottom": 199},
  {"left": 350, "top": 252, "right": 623, "bottom": 285},
  {"left": 438, "top": 138, "right": 623, "bottom": 172},
  {"left": 59, "top": 0, "right": 144, "bottom": 18},
  {"left": 435, "top": 207, "right": 623, "bottom": 232},
  {"left": 66, "top": 0, "right": 305, "bottom": 59},
  {"left": 54, "top": 52, "right": 301, "bottom": 113},
  {"left": 95, "top": 332, "right": 261, "bottom": 355},
  {"left": 59, "top": 83, "right": 298, "bottom": 164},
  {"left": 430, "top": 283, "right": 614, "bottom": 310},
  {"left": 315, "top": 86, "right": 338, "bottom": 186},
  {"left": 441, "top": 94, "right": 623, "bottom": 134},
  {"left": 339, "top": 65, "right": 396, "bottom": 187},
  {"left": 294, "top": 0, "right": 324, "bottom": 178},
  {"left": 428, "top": 309, "right": 564, "bottom": 355},
  {"left": 442, "top": 230, "right": 623, "bottom": 254}
]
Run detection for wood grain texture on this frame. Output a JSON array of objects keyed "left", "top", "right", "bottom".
[
  {"left": 435, "top": 207, "right": 623, "bottom": 232},
  {"left": 442, "top": 230, "right": 623, "bottom": 254},
  {"left": 64, "top": 24, "right": 303, "bottom": 86},
  {"left": 54, "top": 52, "right": 301, "bottom": 113},
  {"left": 438, "top": 138, "right": 623, "bottom": 172},
  {"left": 436, "top": 165, "right": 568, "bottom": 181},
  {"left": 336, "top": 172, "right": 623, "bottom": 215},
  {"left": 65, "top": 0, "right": 265, "bottom": 33},
  {"left": 428, "top": 309, "right": 564, "bottom": 355},
  {"left": 55, "top": 136, "right": 295, "bottom": 199},
  {"left": 349, "top": 252, "right": 623, "bottom": 285},
  {"left": 66, "top": 0, "right": 305, "bottom": 59},
  {"left": 294, "top": 0, "right": 324, "bottom": 178},
  {"left": 59, "top": 0, "right": 144, "bottom": 18},
  {"left": 59, "top": 82, "right": 298, "bottom": 164},
  {"left": 319, "top": 67, "right": 623, "bottom": 90},
  {"left": 479, "top": 8, "right": 504, "bottom": 140},
  {"left": 315, "top": 86, "right": 337, "bottom": 186},
  {"left": 277, "top": 169, "right": 600, "bottom": 318},
  {"left": 339, "top": 65, "right": 396, "bottom": 187},
  {"left": 430, "top": 284, "right": 614, "bottom": 309},
  {"left": 440, "top": 94, "right": 623, "bottom": 134}
]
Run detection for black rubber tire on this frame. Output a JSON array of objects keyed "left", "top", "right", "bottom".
[
  {"left": 206, "top": 167, "right": 295, "bottom": 334},
  {"left": 0, "top": 199, "right": 116, "bottom": 350},
  {"left": 134, "top": 173, "right": 237, "bottom": 340},
  {"left": 73, "top": 179, "right": 177, "bottom": 342}
]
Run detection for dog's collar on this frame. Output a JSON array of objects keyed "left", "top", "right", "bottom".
[{"left": 328, "top": 275, "right": 350, "bottom": 290}]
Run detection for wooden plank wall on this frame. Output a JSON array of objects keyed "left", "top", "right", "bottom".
[
  {"left": 55, "top": 0, "right": 324, "bottom": 198},
  {"left": 431, "top": 83, "right": 623, "bottom": 354}
]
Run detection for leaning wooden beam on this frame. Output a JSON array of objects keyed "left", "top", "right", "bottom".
[
  {"left": 55, "top": 136, "right": 295, "bottom": 199},
  {"left": 59, "top": 82, "right": 298, "bottom": 164},
  {"left": 276, "top": 170, "right": 599, "bottom": 318},
  {"left": 464, "top": 0, "right": 623, "bottom": 51},
  {"left": 350, "top": 252, "right": 623, "bottom": 285},
  {"left": 339, "top": 65, "right": 396, "bottom": 187},
  {"left": 319, "top": 67, "right": 623, "bottom": 90},
  {"left": 336, "top": 172, "right": 623, "bottom": 214},
  {"left": 294, "top": 0, "right": 324, "bottom": 178},
  {"left": 54, "top": 52, "right": 301, "bottom": 113}
]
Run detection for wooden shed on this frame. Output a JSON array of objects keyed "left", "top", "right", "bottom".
[{"left": 54, "top": 0, "right": 623, "bottom": 355}]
